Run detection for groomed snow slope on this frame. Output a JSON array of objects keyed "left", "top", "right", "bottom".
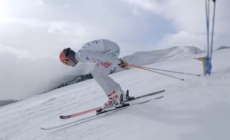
[{"left": 0, "top": 49, "right": 230, "bottom": 140}]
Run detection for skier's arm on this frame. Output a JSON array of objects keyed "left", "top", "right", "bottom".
[{"left": 77, "top": 50, "right": 121, "bottom": 64}]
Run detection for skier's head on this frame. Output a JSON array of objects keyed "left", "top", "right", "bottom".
[{"left": 59, "top": 48, "right": 78, "bottom": 67}]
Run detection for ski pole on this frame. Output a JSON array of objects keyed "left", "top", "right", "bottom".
[
  {"left": 127, "top": 64, "right": 184, "bottom": 81},
  {"left": 126, "top": 64, "right": 200, "bottom": 77},
  {"left": 205, "top": 0, "right": 210, "bottom": 58},
  {"left": 210, "top": 0, "right": 216, "bottom": 59}
]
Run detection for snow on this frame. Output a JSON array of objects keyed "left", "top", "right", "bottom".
[
  {"left": 0, "top": 49, "right": 230, "bottom": 140},
  {"left": 122, "top": 46, "right": 204, "bottom": 66},
  {"left": 216, "top": 46, "right": 230, "bottom": 50}
]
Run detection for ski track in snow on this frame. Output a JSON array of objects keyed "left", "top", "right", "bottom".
[{"left": 0, "top": 50, "right": 230, "bottom": 140}]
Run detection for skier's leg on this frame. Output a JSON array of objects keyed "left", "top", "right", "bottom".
[
  {"left": 92, "top": 61, "right": 120, "bottom": 96},
  {"left": 104, "top": 75, "right": 120, "bottom": 90},
  {"left": 92, "top": 61, "right": 126, "bottom": 109}
]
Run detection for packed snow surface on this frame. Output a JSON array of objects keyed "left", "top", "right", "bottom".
[{"left": 0, "top": 49, "right": 229, "bottom": 140}]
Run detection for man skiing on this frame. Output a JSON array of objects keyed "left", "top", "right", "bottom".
[{"left": 59, "top": 39, "right": 132, "bottom": 112}]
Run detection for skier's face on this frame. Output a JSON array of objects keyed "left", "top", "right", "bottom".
[
  {"left": 62, "top": 59, "right": 77, "bottom": 67},
  {"left": 60, "top": 48, "right": 78, "bottom": 67},
  {"left": 68, "top": 59, "right": 77, "bottom": 67}
]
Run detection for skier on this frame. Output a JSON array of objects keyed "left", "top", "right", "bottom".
[{"left": 59, "top": 39, "right": 133, "bottom": 112}]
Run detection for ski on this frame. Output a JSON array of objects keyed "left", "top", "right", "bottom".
[
  {"left": 124, "top": 89, "right": 165, "bottom": 102},
  {"left": 59, "top": 89, "right": 165, "bottom": 119},
  {"left": 41, "top": 95, "right": 163, "bottom": 130},
  {"left": 96, "top": 95, "right": 163, "bottom": 115}
]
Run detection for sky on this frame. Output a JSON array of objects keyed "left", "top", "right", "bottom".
[{"left": 0, "top": 0, "right": 229, "bottom": 100}]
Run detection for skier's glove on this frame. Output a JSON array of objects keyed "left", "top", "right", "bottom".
[{"left": 118, "top": 58, "right": 128, "bottom": 69}]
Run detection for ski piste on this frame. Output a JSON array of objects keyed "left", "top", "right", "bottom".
[
  {"left": 41, "top": 90, "right": 165, "bottom": 130},
  {"left": 59, "top": 89, "right": 165, "bottom": 120}
]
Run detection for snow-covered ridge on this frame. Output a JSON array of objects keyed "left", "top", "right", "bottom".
[
  {"left": 217, "top": 46, "right": 230, "bottom": 50},
  {"left": 122, "top": 46, "right": 204, "bottom": 66}
]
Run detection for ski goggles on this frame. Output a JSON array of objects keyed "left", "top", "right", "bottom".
[
  {"left": 61, "top": 58, "right": 78, "bottom": 67},
  {"left": 62, "top": 59, "right": 70, "bottom": 66}
]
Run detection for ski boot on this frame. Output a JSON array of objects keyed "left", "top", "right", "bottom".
[
  {"left": 96, "top": 89, "right": 134, "bottom": 114},
  {"left": 124, "top": 90, "right": 134, "bottom": 102}
]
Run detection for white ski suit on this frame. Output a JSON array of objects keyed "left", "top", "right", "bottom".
[{"left": 75, "top": 39, "right": 122, "bottom": 96}]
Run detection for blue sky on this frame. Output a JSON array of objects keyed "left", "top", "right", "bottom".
[{"left": 0, "top": 0, "right": 229, "bottom": 99}]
